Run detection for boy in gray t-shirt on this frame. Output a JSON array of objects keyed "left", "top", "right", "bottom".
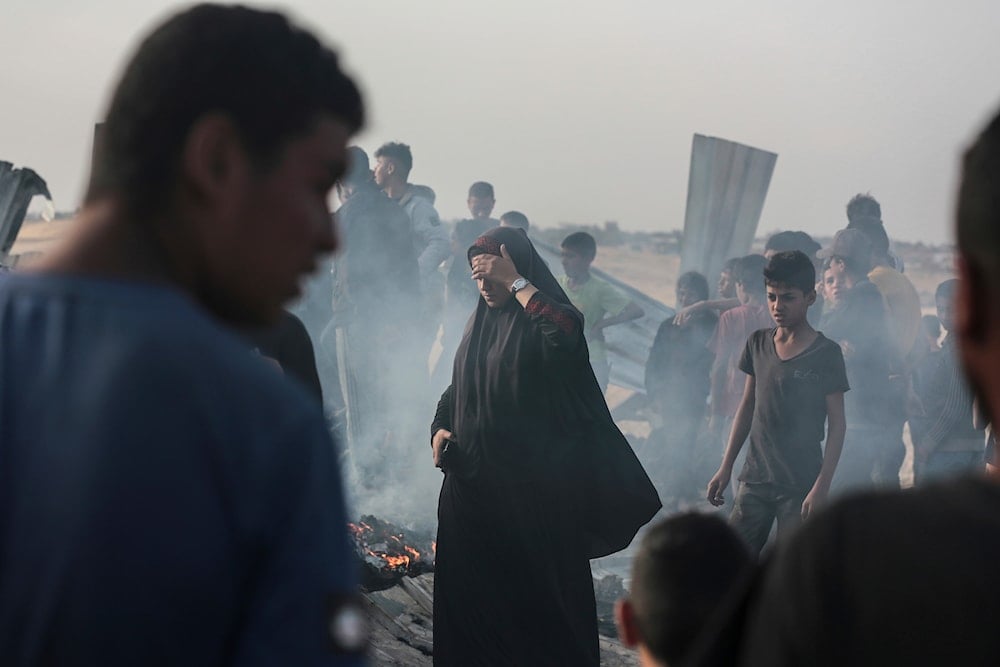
[{"left": 707, "top": 251, "right": 849, "bottom": 555}]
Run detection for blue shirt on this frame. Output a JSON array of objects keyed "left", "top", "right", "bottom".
[{"left": 0, "top": 274, "right": 362, "bottom": 666}]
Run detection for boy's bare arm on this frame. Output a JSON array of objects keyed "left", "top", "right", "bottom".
[
  {"left": 674, "top": 297, "right": 740, "bottom": 325},
  {"left": 594, "top": 301, "right": 644, "bottom": 331},
  {"left": 802, "top": 392, "right": 846, "bottom": 518},
  {"left": 708, "top": 374, "right": 756, "bottom": 506}
]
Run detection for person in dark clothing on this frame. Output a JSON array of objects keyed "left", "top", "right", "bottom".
[
  {"left": 817, "top": 230, "right": 895, "bottom": 497},
  {"left": 675, "top": 234, "right": 823, "bottom": 328},
  {"left": 910, "top": 279, "right": 985, "bottom": 483},
  {"left": 686, "top": 100, "right": 1000, "bottom": 667},
  {"left": 707, "top": 252, "right": 848, "bottom": 555},
  {"left": 615, "top": 513, "right": 751, "bottom": 667},
  {"left": 707, "top": 255, "right": 773, "bottom": 474},
  {"left": 644, "top": 272, "right": 717, "bottom": 500},
  {"left": 244, "top": 310, "right": 323, "bottom": 402},
  {"left": 847, "top": 217, "right": 922, "bottom": 486},
  {"left": 331, "top": 146, "right": 422, "bottom": 486},
  {"left": 689, "top": 478, "right": 1000, "bottom": 667},
  {"left": 434, "top": 182, "right": 500, "bottom": 389},
  {"left": 445, "top": 182, "right": 499, "bottom": 317},
  {"left": 430, "top": 227, "right": 660, "bottom": 666},
  {"left": 669, "top": 257, "right": 741, "bottom": 325}
]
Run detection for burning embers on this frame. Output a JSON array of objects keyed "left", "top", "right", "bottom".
[{"left": 348, "top": 515, "right": 435, "bottom": 592}]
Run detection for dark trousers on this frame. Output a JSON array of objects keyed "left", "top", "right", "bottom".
[{"left": 730, "top": 482, "right": 805, "bottom": 556}]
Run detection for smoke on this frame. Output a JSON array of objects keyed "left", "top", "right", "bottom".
[{"left": 293, "top": 229, "right": 459, "bottom": 534}]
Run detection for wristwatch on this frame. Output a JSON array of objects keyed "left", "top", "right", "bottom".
[{"left": 510, "top": 277, "right": 530, "bottom": 294}]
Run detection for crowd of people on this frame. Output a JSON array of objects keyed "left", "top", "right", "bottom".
[
  {"left": 2, "top": 4, "right": 1000, "bottom": 666},
  {"left": 639, "top": 199, "right": 991, "bottom": 541}
]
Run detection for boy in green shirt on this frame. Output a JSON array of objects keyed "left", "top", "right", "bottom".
[{"left": 559, "top": 232, "right": 644, "bottom": 391}]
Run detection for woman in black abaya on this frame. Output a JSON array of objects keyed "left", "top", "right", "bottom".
[{"left": 431, "top": 227, "right": 660, "bottom": 666}]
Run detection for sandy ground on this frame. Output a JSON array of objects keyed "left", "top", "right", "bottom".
[{"left": 9, "top": 217, "right": 73, "bottom": 261}]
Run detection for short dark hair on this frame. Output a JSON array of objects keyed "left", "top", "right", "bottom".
[
  {"left": 722, "top": 257, "right": 741, "bottom": 275},
  {"left": 822, "top": 254, "right": 866, "bottom": 280},
  {"left": 374, "top": 142, "right": 413, "bottom": 178},
  {"left": 765, "top": 250, "right": 816, "bottom": 293},
  {"left": 677, "top": 271, "right": 710, "bottom": 302},
  {"left": 847, "top": 217, "right": 890, "bottom": 258},
  {"left": 629, "top": 513, "right": 751, "bottom": 666},
  {"left": 734, "top": 254, "right": 768, "bottom": 298},
  {"left": 561, "top": 231, "right": 597, "bottom": 260},
  {"left": 500, "top": 210, "right": 530, "bottom": 231},
  {"left": 958, "top": 110, "right": 1000, "bottom": 291},
  {"left": 764, "top": 231, "right": 821, "bottom": 261},
  {"left": 342, "top": 146, "right": 370, "bottom": 184},
  {"left": 87, "top": 5, "right": 363, "bottom": 214},
  {"left": 468, "top": 181, "right": 494, "bottom": 199},
  {"left": 846, "top": 192, "right": 882, "bottom": 224},
  {"left": 936, "top": 278, "right": 959, "bottom": 302}
]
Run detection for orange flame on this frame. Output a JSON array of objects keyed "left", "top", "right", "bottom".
[{"left": 349, "top": 521, "right": 430, "bottom": 571}]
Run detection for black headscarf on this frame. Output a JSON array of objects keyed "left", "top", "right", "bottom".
[{"left": 449, "top": 227, "right": 660, "bottom": 558}]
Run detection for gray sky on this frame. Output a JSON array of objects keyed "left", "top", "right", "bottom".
[{"left": 3, "top": 0, "right": 999, "bottom": 244}]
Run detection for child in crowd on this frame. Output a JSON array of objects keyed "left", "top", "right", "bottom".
[
  {"left": 817, "top": 229, "right": 895, "bottom": 497},
  {"left": 645, "top": 272, "right": 718, "bottom": 501},
  {"left": 717, "top": 257, "right": 741, "bottom": 300},
  {"left": 676, "top": 231, "right": 824, "bottom": 327},
  {"left": 559, "top": 232, "right": 644, "bottom": 391},
  {"left": 910, "top": 279, "right": 985, "bottom": 483},
  {"left": 764, "top": 231, "right": 825, "bottom": 325},
  {"left": 499, "top": 210, "right": 530, "bottom": 233},
  {"left": 615, "top": 513, "right": 751, "bottom": 667},
  {"left": 707, "top": 251, "right": 848, "bottom": 555},
  {"left": 671, "top": 258, "right": 741, "bottom": 324},
  {"left": 707, "top": 255, "right": 773, "bottom": 461}
]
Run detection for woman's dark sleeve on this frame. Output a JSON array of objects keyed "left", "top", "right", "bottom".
[
  {"left": 431, "top": 385, "right": 454, "bottom": 439},
  {"left": 523, "top": 291, "right": 585, "bottom": 356}
]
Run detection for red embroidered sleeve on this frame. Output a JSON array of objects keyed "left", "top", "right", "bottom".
[{"left": 524, "top": 294, "right": 579, "bottom": 335}]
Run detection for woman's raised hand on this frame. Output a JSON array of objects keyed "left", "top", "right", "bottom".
[{"left": 471, "top": 244, "right": 521, "bottom": 289}]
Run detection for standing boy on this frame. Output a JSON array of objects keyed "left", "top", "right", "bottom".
[
  {"left": 707, "top": 251, "right": 848, "bottom": 555},
  {"left": 707, "top": 255, "right": 773, "bottom": 452},
  {"left": 372, "top": 141, "right": 449, "bottom": 283},
  {"left": 910, "top": 279, "right": 985, "bottom": 483},
  {"left": 817, "top": 231, "right": 895, "bottom": 497},
  {"left": 686, "top": 105, "right": 1000, "bottom": 667},
  {"left": 435, "top": 181, "right": 499, "bottom": 388},
  {"left": 644, "top": 272, "right": 717, "bottom": 500},
  {"left": 559, "top": 231, "right": 644, "bottom": 391}
]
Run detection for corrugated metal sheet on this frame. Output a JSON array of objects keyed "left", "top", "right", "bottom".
[
  {"left": 680, "top": 135, "right": 777, "bottom": 279},
  {"left": 533, "top": 239, "right": 673, "bottom": 394},
  {"left": 0, "top": 161, "right": 51, "bottom": 264}
]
